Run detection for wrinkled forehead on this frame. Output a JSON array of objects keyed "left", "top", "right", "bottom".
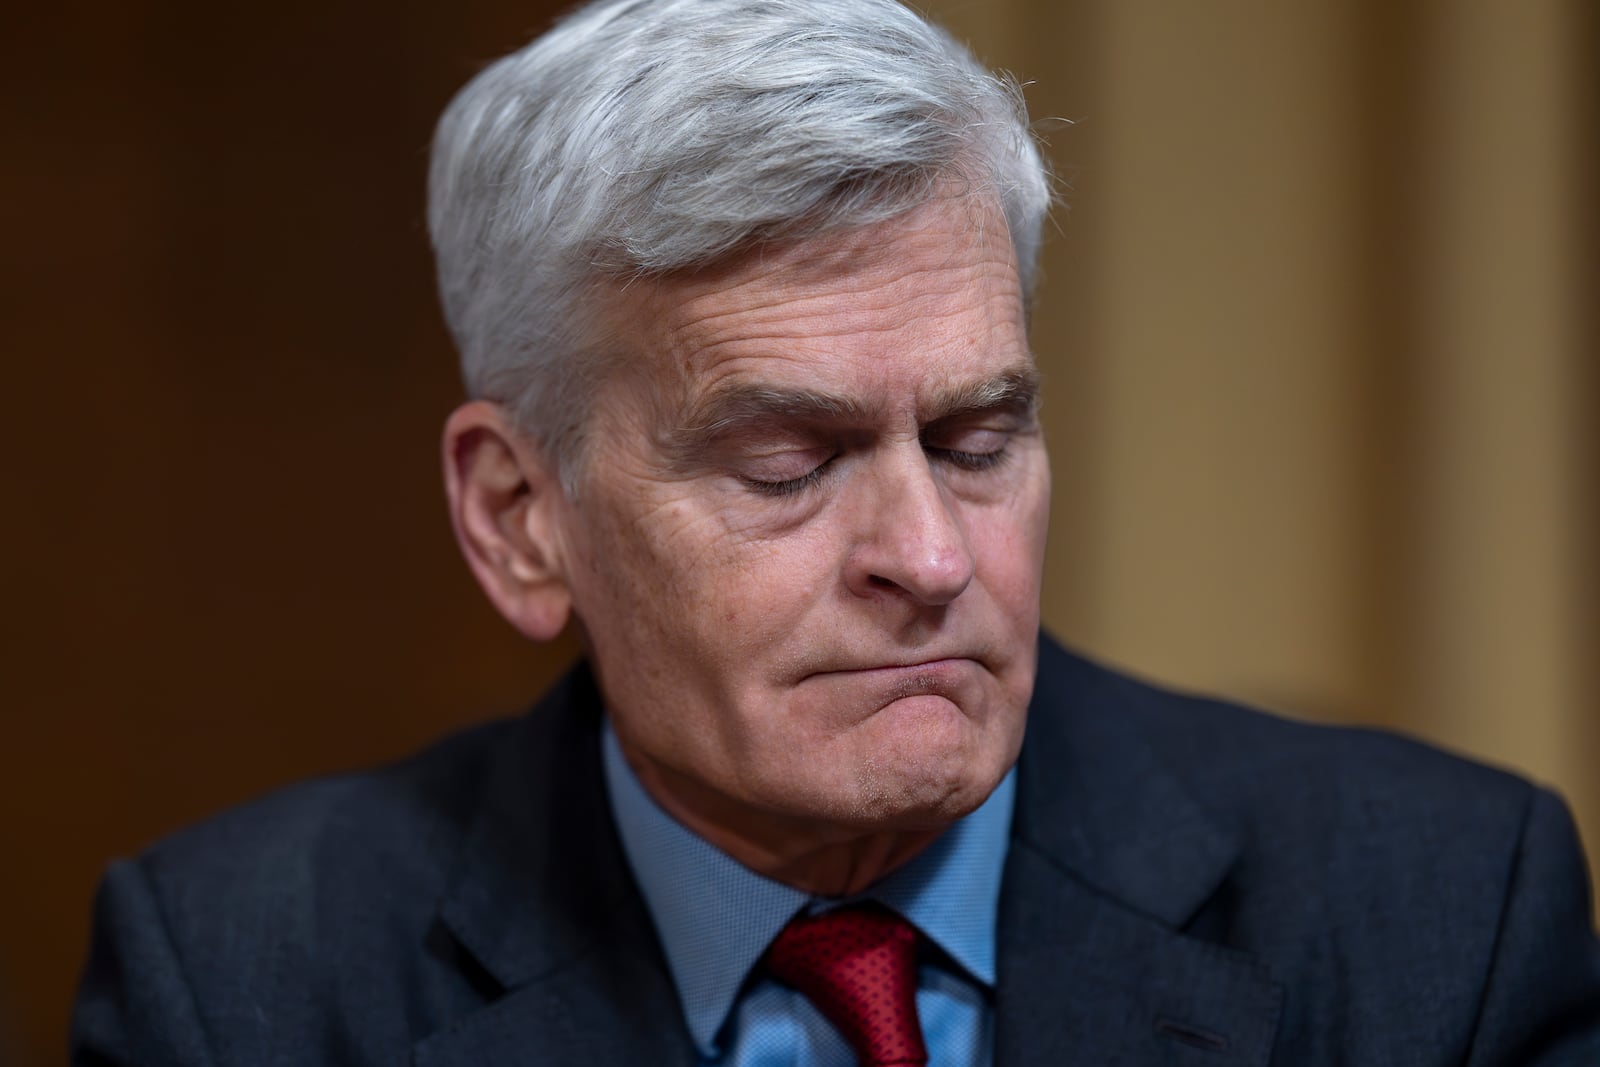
[{"left": 594, "top": 194, "right": 1027, "bottom": 396}]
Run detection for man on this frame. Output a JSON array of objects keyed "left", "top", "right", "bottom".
[{"left": 74, "top": 0, "right": 1600, "bottom": 1063}]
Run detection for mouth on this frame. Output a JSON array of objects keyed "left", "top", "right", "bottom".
[
  {"left": 810, "top": 656, "right": 973, "bottom": 679},
  {"left": 785, "top": 655, "right": 997, "bottom": 734},
  {"left": 804, "top": 657, "right": 978, "bottom": 703}
]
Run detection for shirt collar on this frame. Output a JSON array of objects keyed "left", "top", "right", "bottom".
[{"left": 602, "top": 718, "right": 1015, "bottom": 1057}]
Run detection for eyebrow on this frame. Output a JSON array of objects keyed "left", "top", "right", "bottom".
[
  {"left": 665, "top": 365, "right": 1041, "bottom": 459},
  {"left": 923, "top": 367, "right": 1041, "bottom": 425}
]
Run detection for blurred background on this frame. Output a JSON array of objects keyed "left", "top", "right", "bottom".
[{"left": 1, "top": 0, "right": 1593, "bottom": 1062}]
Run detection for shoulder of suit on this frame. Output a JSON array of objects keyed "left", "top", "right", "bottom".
[
  {"left": 1032, "top": 635, "right": 1541, "bottom": 852},
  {"left": 133, "top": 715, "right": 518, "bottom": 932}
]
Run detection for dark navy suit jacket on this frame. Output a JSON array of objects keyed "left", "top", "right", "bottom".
[{"left": 73, "top": 637, "right": 1600, "bottom": 1064}]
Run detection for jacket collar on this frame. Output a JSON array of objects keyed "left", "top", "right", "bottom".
[
  {"left": 416, "top": 663, "right": 695, "bottom": 1066},
  {"left": 993, "top": 637, "right": 1282, "bottom": 1065},
  {"left": 417, "top": 638, "right": 1282, "bottom": 1065}
]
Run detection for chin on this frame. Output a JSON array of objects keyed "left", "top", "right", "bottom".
[{"left": 835, "top": 738, "right": 1008, "bottom": 832}]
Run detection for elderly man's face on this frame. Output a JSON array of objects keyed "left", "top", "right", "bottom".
[{"left": 555, "top": 195, "right": 1050, "bottom": 857}]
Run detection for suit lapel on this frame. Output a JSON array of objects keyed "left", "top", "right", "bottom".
[
  {"left": 414, "top": 665, "right": 695, "bottom": 1067},
  {"left": 995, "top": 639, "right": 1284, "bottom": 1065},
  {"left": 412, "top": 902, "right": 691, "bottom": 1065},
  {"left": 995, "top": 846, "right": 1282, "bottom": 1066},
  {"left": 412, "top": 639, "right": 1284, "bottom": 1064}
]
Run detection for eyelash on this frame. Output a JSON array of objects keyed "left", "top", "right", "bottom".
[
  {"left": 744, "top": 443, "right": 1009, "bottom": 497},
  {"left": 746, "top": 463, "right": 831, "bottom": 498},
  {"left": 931, "top": 446, "right": 1009, "bottom": 473}
]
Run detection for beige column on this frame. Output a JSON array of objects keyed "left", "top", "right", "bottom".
[
  {"left": 1402, "top": 0, "right": 1593, "bottom": 829},
  {"left": 1033, "top": 2, "right": 1383, "bottom": 722}
]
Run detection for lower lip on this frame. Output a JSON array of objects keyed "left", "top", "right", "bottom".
[
  {"left": 813, "top": 658, "right": 975, "bottom": 701},
  {"left": 830, "top": 658, "right": 968, "bottom": 680}
]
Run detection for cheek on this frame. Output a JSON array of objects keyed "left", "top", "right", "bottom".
[
  {"left": 580, "top": 492, "right": 805, "bottom": 658},
  {"left": 685, "top": 534, "right": 833, "bottom": 650},
  {"left": 972, "top": 487, "right": 1050, "bottom": 606}
]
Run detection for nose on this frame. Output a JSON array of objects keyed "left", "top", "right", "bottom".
[{"left": 845, "top": 448, "right": 976, "bottom": 606}]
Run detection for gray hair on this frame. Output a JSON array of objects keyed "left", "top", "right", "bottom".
[{"left": 428, "top": 0, "right": 1052, "bottom": 487}]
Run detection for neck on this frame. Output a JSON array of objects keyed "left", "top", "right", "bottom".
[{"left": 628, "top": 753, "right": 945, "bottom": 897}]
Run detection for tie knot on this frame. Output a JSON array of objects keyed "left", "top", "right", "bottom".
[{"left": 765, "top": 903, "right": 929, "bottom": 1066}]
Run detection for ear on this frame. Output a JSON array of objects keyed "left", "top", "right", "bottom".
[{"left": 442, "top": 400, "right": 573, "bottom": 642}]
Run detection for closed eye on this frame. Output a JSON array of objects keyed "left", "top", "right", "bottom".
[
  {"left": 743, "top": 459, "right": 833, "bottom": 497},
  {"left": 923, "top": 423, "right": 1013, "bottom": 473},
  {"left": 927, "top": 445, "right": 1009, "bottom": 472}
]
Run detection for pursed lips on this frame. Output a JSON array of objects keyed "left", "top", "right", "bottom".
[
  {"left": 783, "top": 657, "right": 998, "bottom": 729},
  {"left": 803, "top": 657, "right": 979, "bottom": 699}
]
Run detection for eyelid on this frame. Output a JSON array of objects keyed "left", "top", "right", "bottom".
[
  {"left": 929, "top": 445, "right": 1010, "bottom": 473},
  {"left": 923, "top": 422, "right": 1012, "bottom": 452},
  {"left": 925, "top": 402, "right": 1034, "bottom": 434},
  {"left": 729, "top": 438, "right": 835, "bottom": 495},
  {"left": 742, "top": 460, "right": 832, "bottom": 497}
]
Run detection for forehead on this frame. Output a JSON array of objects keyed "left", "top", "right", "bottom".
[{"left": 602, "top": 195, "right": 1029, "bottom": 412}]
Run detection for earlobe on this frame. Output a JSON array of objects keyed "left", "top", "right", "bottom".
[{"left": 442, "top": 401, "right": 573, "bottom": 642}]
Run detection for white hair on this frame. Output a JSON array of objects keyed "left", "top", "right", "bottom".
[{"left": 428, "top": 0, "right": 1052, "bottom": 487}]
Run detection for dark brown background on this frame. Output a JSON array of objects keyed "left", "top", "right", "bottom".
[{"left": 1, "top": 3, "right": 576, "bottom": 1061}]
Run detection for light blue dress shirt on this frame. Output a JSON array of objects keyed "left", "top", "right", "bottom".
[{"left": 602, "top": 721, "right": 1014, "bottom": 1066}]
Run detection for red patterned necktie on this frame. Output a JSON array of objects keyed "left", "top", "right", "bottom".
[{"left": 764, "top": 903, "right": 929, "bottom": 1066}]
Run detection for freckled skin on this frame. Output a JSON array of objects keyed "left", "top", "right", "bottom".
[{"left": 550, "top": 195, "right": 1051, "bottom": 894}]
